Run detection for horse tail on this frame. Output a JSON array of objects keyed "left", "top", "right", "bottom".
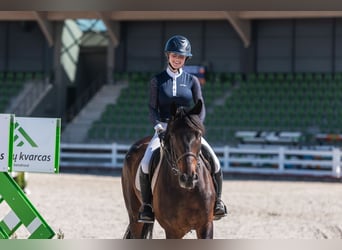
[{"left": 141, "top": 223, "right": 154, "bottom": 239}]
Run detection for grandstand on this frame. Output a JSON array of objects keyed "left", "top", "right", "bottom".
[
  {"left": 2, "top": 12, "right": 342, "bottom": 148},
  {"left": 83, "top": 71, "right": 342, "bottom": 147},
  {"left": 0, "top": 71, "right": 50, "bottom": 115}
]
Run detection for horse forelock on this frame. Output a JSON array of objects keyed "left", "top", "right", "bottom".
[{"left": 172, "top": 107, "right": 205, "bottom": 135}]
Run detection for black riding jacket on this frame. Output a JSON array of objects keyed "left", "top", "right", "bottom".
[{"left": 148, "top": 67, "right": 205, "bottom": 127}]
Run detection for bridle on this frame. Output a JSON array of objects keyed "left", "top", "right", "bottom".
[{"left": 160, "top": 135, "right": 200, "bottom": 177}]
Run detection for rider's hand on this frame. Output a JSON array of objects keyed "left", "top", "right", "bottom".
[
  {"left": 154, "top": 123, "right": 166, "bottom": 141},
  {"left": 157, "top": 130, "right": 166, "bottom": 141}
]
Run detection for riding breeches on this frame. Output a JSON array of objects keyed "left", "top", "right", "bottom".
[{"left": 139, "top": 129, "right": 221, "bottom": 174}]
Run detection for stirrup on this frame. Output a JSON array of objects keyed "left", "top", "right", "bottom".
[
  {"left": 214, "top": 200, "right": 227, "bottom": 220},
  {"left": 138, "top": 204, "right": 155, "bottom": 223}
]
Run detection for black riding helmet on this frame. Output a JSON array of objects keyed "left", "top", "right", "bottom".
[{"left": 164, "top": 35, "right": 192, "bottom": 58}]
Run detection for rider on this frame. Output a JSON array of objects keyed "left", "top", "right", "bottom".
[{"left": 138, "top": 35, "right": 227, "bottom": 223}]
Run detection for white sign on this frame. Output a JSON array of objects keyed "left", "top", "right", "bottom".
[
  {"left": 0, "top": 114, "right": 14, "bottom": 172},
  {"left": 13, "top": 117, "right": 61, "bottom": 173}
]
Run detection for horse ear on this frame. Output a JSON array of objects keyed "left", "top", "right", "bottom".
[
  {"left": 170, "top": 101, "right": 178, "bottom": 117},
  {"left": 190, "top": 99, "right": 202, "bottom": 115}
]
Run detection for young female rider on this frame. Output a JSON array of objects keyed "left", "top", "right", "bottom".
[{"left": 138, "top": 35, "right": 227, "bottom": 223}]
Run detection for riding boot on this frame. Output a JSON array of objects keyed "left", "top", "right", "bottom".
[
  {"left": 138, "top": 169, "right": 155, "bottom": 223},
  {"left": 213, "top": 169, "right": 228, "bottom": 220}
]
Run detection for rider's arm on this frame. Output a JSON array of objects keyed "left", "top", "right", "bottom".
[
  {"left": 148, "top": 77, "right": 160, "bottom": 127},
  {"left": 191, "top": 76, "right": 206, "bottom": 123}
]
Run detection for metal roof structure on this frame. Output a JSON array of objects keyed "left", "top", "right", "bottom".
[{"left": 1, "top": 11, "right": 342, "bottom": 48}]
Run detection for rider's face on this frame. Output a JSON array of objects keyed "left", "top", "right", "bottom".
[{"left": 168, "top": 53, "right": 186, "bottom": 70}]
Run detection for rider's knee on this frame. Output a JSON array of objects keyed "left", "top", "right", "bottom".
[
  {"left": 140, "top": 160, "right": 150, "bottom": 174},
  {"left": 213, "top": 158, "right": 221, "bottom": 173}
]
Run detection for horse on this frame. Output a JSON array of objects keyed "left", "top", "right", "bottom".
[{"left": 121, "top": 100, "right": 217, "bottom": 239}]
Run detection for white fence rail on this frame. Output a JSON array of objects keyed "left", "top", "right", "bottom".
[{"left": 60, "top": 143, "right": 342, "bottom": 178}]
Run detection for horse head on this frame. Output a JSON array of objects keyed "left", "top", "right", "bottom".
[{"left": 164, "top": 100, "right": 205, "bottom": 189}]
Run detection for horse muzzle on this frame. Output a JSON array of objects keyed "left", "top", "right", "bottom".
[{"left": 179, "top": 172, "right": 199, "bottom": 189}]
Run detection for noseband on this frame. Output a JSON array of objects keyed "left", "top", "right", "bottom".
[{"left": 176, "top": 152, "right": 198, "bottom": 163}]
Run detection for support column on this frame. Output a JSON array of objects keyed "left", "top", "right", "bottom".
[
  {"left": 107, "top": 40, "right": 115, "bottom": 85},
  {"left": 53, "top": 22, "right": 66, "bottom": 118}
]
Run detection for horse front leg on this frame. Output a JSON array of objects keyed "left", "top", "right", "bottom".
[
  {"left": 124, "top": 221, "right": 144, "bottom": 239},
  {"left": 196, "top": 221, "right": 214, "bottom": 239}
]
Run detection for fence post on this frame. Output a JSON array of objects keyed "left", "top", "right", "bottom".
[
  {"left": 224, "top": 146, "right": 229, "bottom": 170},
  {"left": 332, "top": 148, "right": 341, "bottom": 178},
  {"left": 112, "top": 143, "right": 117, "bottom": 167},
  {"left": 278, "top": 147, "right": 285, "bottom": 173}
]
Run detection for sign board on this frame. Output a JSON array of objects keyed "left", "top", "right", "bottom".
[
  {"left": 184, "top": 65, "right": 206, "bottom": 85},
  {"left": 13, "top": 117, "right": 61, "bottom": 173},
  {"left": 0, "top": 114, "right": 14, "bottom": 172}
]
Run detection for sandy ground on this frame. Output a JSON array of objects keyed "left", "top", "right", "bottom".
[{"left": 1, "top": 170, "right": 342, "bottom": 239}]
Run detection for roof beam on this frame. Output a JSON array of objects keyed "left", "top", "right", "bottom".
[
  {"left": 0, "top": 11, "right": 35, "bottom": 20},
  {"left": 32, "top": 11, "right": 54, "bottom": 47},
  {"left": 2, "top": 11, "right": 342, "bottom": 22},
  {"left": 224, "top": 11, "right": 251, "bottom": 48},
  {"left": 97, "top": 11, "right": 120, "bottom": 47},
  {"left": 108, "top": 11, "right": 225, "bottom": 20},
  {"left": 239, "top": 11, "right": 342, "bottom": 19}
]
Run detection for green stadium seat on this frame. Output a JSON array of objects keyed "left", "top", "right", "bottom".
[
  {"left": 266, "top": 73, "right": 275, "bottom": 81},
  {"left": 304, "top": 72, "right": 313, "bottom": 81},
  {"left": 285, "top": 73, "right": 293, "bottom": 81},
  {"left": 323, "top": 73, "right": 332, "bottom": 82},
  {"left": 25, "top": 72, "right": 33, "bottom": 80},
  {"left": 246, "top": 73, "right": 257, "bottom": 82},
  {"left": 34, "top": 72, "right": 44, "bottom": 80},
  {"left": 275, "top": 73, "right": 285, "bottom": 81},
  {"left": 6, "top": 72, "right": 14, "bottom": 81},
  {"left": 314, "top": 73, "right": 323, "bottom": 82},
  {"left": 233, "top": 73, "right": 243, "bottom": 82},
  {"left": 257, "top": 72, "right": 266, "bottom": 81},
  {"left": 334, "top": 72, "right": 342, "bottom": 81},
  {"left": 294, "top": 73, "right": 304, "bottom": 82},
  {"left": 16, "top": 72, "right": 24, "bottom": 81}
]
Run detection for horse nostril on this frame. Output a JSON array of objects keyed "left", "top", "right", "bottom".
[
  {"left": 180, "top": 174, "right": 187, "bottom": 183},
  {"left": 193, "top": 173, "right": 198, "bottom": 181}
]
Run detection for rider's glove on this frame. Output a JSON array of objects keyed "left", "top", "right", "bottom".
[
  {"left": 154, "top": 123, "right": 166, "bottom": 141},
  {"left": 157, "top": 130, "right": 166, "bottom": 141}
]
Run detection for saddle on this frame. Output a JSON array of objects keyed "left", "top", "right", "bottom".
[{"left": 199, "top": 145, "right": 215, "bottom": 175}]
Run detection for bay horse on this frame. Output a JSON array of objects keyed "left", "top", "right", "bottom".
[{"left": 121, "top": 100, "right": 216, "bottom": 239}]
